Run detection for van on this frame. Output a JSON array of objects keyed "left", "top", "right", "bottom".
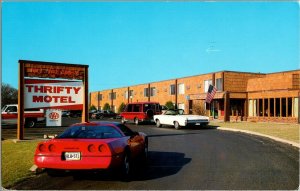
[{"left": 120, "top": 102, "right": 162, "bottom": 125}]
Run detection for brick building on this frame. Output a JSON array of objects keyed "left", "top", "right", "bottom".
[{"left": 90, "top": 70, "right": 300, "bottom": 123}]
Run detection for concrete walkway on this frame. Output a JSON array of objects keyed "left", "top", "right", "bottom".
[{"left": 218, "top": 127, "right": 300, "bottom": 148}]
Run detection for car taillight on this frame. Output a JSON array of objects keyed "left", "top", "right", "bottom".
[
  {"left": 88, "top": 144, "right": 96, "bottom": 152},
  {"left": 38, "top": 144, "right": 47, "bottom": 152},
  {"left": 98, "top": 144, "right": 107, "bottom": 152},
  {"left": 48, "top": 144, "right": 56, "bottom": 152}
]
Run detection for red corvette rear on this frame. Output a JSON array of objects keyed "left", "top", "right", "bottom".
[{"left": 34, "top": 122, "right": 148, "bottom": 178}]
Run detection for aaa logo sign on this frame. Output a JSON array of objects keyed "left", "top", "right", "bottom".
[{"left": 48, "top": 112, "right": 60, "bottom": 120}]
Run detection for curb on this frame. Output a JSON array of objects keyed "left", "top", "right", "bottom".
[{"left": 217, "top": 127, "right": 300, "bottom": 148}]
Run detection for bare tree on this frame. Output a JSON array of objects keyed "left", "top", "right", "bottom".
[
  {"left": 1, "top": 83, "right": 18, "bottom": 107},
  {"left": 192, "top": 101, "right": 207, "bottom": 116}
]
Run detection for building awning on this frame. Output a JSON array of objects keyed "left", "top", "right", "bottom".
[
  {"left": 188, "top": 92, "right": 247, "bottom": 100},
  {"left": 189, "top": 92, "right": 225, "bottom": 100}
]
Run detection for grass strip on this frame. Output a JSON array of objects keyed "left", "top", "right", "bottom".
[
  {"left": 211, "top": 121, "right": 299, "bottom": 143},
  {"left": 1, "top": 140, "right": 40, "bottom": 188}
]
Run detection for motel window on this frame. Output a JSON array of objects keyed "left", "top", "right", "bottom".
[
  {"left": 150, "top": 87, "right": 156, "bottom": 97},
  {"left": 282, "top": 98, "right": 286, "bottom": 117},
  {"left": 258, "top": 99, "right": 263, "bottom": 116},
  {"left": 178, "top": 83, "right": 185, "bottom": 94},
  {"left": 98, "top": 94, "right": 102, "bottom": 101},
  {"left": 170, "top": 84, "right": 175, "bottom": 95},
  {"left": 264, "top": 98, "right": 268, "bottom": 116},
  {"left": 275, "top": 98, "right": 280, "bottom": 117},
  {"left": 129, "top": 90, "right": 134, "bottom": 98},
  {"left": 270, "top": 98, "right": 274, "bottom": 117},
  {"left": 215, "top": 78, "right": 223, "bottom": 91},
  {"left": 288, "top": 98, "right": 292, "bottom": 117},
  {"left": 125, "top": 91, "right": 128, "bottom": 99},
  {"left": 204, "top": 80, "right": 212, "bottom": 93},
  {"left": 248, "top": 99, "right": 253, "bottom": 117},
  {"left": 109, "top": 92, "right": 116, "bottom": 100},
  {"left": 294, "top": 98, "right": 298, "bottom": 117},
  {"left": 144, "top": 88, "right": 149, "bottom": 97}
]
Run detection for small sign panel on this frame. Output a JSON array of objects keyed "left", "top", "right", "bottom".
[{"left": 46, "top": 109, "right": 62, "bottom": 126}]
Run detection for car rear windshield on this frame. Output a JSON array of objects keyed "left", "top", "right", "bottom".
[{"left": 57, "top": 125, "right": 123, "bottom": 139}]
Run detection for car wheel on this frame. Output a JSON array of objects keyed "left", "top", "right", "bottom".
[
  {"left": 121, "top": 117, "right": 126, "bottom": 124},
  {"left": 134, "top": 118, "right": 139, "bottom": 125},
  {"left": 25, "top": 119, "right": 36, "bottom": 128},
  {"left": 121, "top": 152, "right": 131, "bottom": 181},
  {"left": 143, "top": 137, "right": 148, "bottom": 160},
  {"left": 174, "top": 121, "right": 181, "bottom": 130},
  {"left": 156, "top": 119, "right": 162, "bottom": 128}
]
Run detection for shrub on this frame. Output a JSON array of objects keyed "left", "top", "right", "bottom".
[
  {"left": 118, "top": 102, "right": 126, "bottom": 113},
  {"left": 165, "top": 101, "right": 175, "bottom": 110},
  {"left": 89, "top": 105, "right": 97, "bottom": 111},
  {"left": 103, "top": 103, "right": 110, "bottom": 111},
  {"left": 192, "top": 102, "right": 207, "bottom": 116}
]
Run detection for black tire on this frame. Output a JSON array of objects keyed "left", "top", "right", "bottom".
[
  {"left": 143, "top": 137, "right": 148, "bottom": 160},
  {"left": 174, "top": 121, "right": 181, "bottom": 130},
  {"left": 156, "top": 119, "right": 162, "bottom": 128},
  {"left": 121, "top": 152, "right": 131, "bottom": 181},
  {"left": 25, "top": 119, "right": 36, "bottom": 128},
  {"left": 146, "top": 109, "right": 154, "bottom": 118},
  {"left": 134, "top": 118, "right": 139, "bottom": 125},
  {"left": 121, "top": 117, "right": 126, "bottom": 124}
]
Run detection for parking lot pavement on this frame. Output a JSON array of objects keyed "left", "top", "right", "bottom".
[{"left": 5, "top": 118, "right": 300, "bottom": 190}]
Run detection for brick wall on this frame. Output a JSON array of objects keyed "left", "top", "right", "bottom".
[
  {"left": 224, "top": 72, "right": 265, "bottom": 92},
  {"left": 247, "top": 70, "right": 300, "bottom": 92}
]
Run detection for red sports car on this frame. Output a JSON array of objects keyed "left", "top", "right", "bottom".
[{"left": 34, "top": 121, "right": 148, "bottom": 178}]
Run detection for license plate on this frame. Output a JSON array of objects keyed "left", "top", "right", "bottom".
[
  {"left": 65, "top": 152, "right": 81, "bottom": 161},
  {"left": 195, "top": 123, "right": 200, "bottom": 125}
]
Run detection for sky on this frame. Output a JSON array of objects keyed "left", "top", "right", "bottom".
[{"left": 2, "top": 2, "right": 299, "bottom": 92}]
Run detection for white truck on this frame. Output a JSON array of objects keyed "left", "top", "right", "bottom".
[{"left": 1, "top": 104, "right": 45, "bottom": 128}]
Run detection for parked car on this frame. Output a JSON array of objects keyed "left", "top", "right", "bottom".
[
  {"left": 89, "top": 110, "right": 97, "bottom": 118},
  {"left": 91, "top": 110, "right": 117, "bottom": 119},
  {"left": 34, "top": 121, "right": 148, "bottom": 180},
  {"left": 120, "top": 102, "right": 162, "bottom": 125},
  {"left": 1, "top": 104, "right": 45, "bottom": 128},
  {"left": 153, "top": 109, "right": 209, "bottom": 129},
  {"left": 69, "top": 110, "right": 82, "bottom": 118},
  {"left": 62, "top": 111, "right": 71, "bottom": 117}
]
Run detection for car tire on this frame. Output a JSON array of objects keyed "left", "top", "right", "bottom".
[
  {"left": 146, "top": 109, "right": 154, "bottom": 118},
  {"left": 121, "top": 117, "right": 126, "bottom": 124},
  {"left": 143, "top": 137, "right": 148, "bottom": 160},
  {"left": 121, "top": 152, "right": 131, "bottom": 181},
  {"left": 134, "top": 118, "right": 139, "bottom": 125},
  {"left": 25, "top": 119, "right": 36, "bottom": 128},
  {"left": 156, "top": 119, "right": 162, "bottom": 128},
  {"left": 174, "top": 121, "right": 181, "bottom": 130}
]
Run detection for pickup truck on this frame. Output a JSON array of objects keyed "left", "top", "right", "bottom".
[{"left": 1, "top": 104, "right": 45, "bottom": 128}]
